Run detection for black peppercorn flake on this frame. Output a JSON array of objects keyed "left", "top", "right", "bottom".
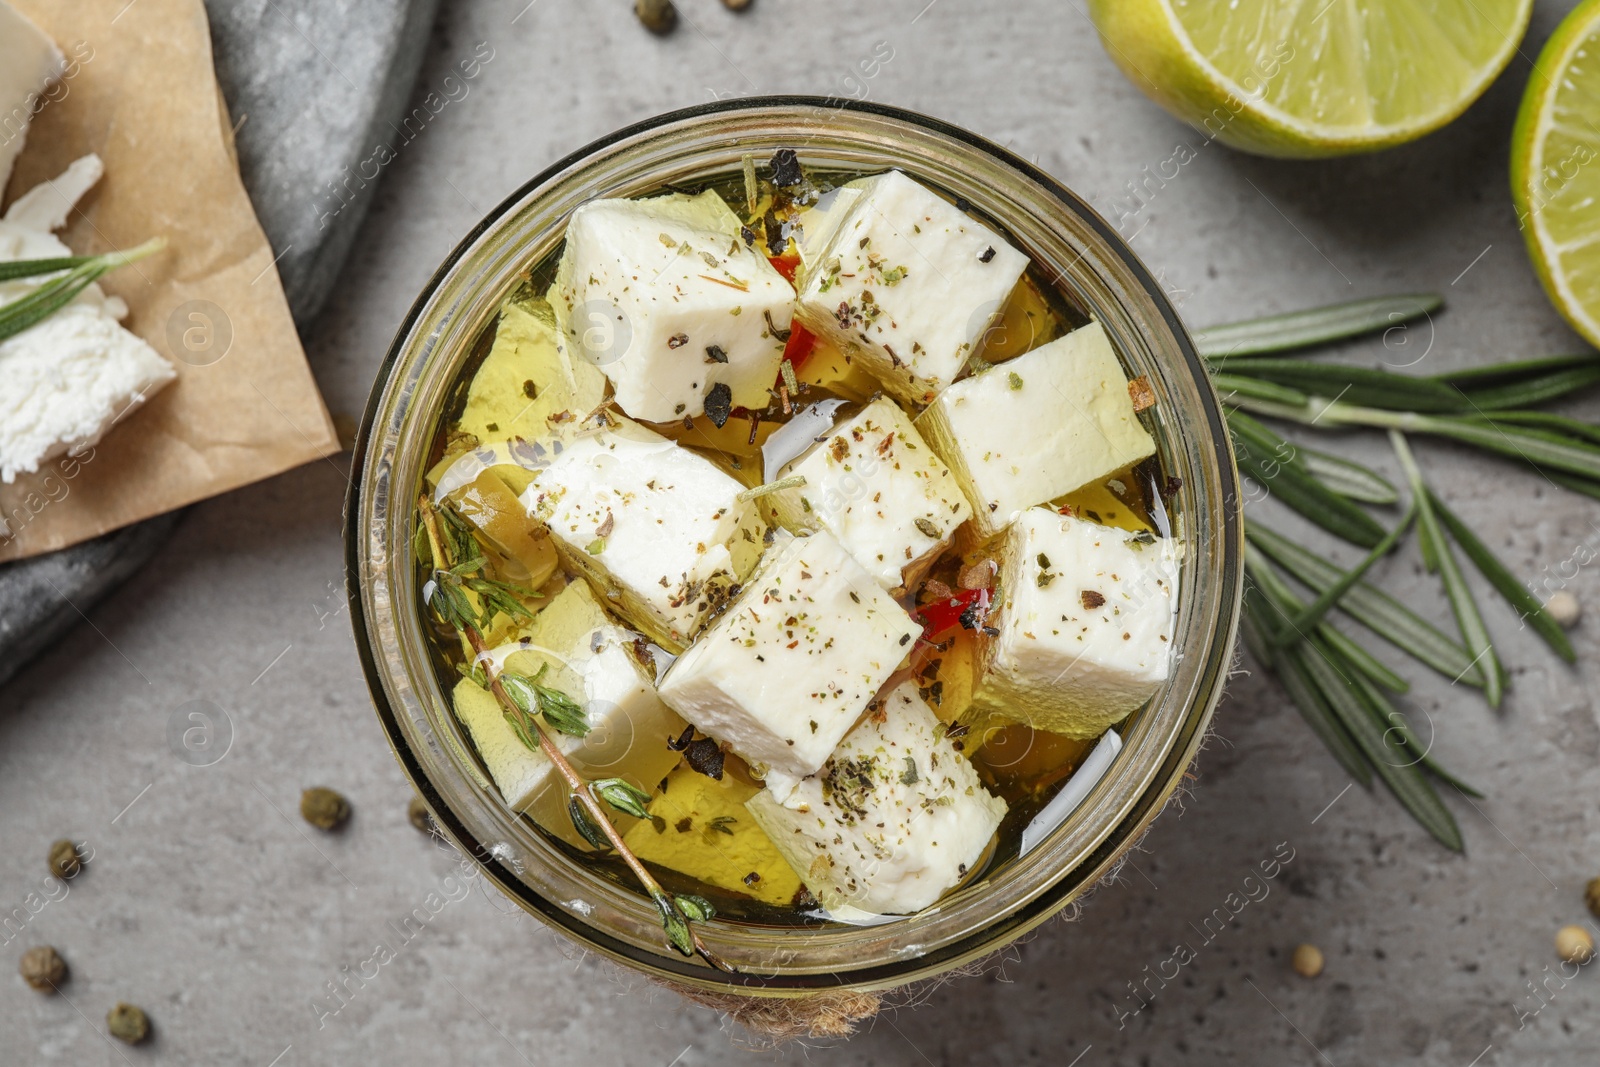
[
  {"left": 769, "top": 148, "right": 802, "bottom": 187},
  {"left": 979, "top": 246, "right": 996, "bottom": 263},
  {"left": 704, "top": 382, "right": 734, "bottom": 428}
]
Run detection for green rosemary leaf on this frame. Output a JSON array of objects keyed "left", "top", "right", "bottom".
[
  {"left": 1471, "top": 410, "right": 1600, "bottom": 447},
  {"left": 1541, "top": 468, "right": 1600, "bottom": 501},
  {"left": 1270, "top": 503, "right": 1415, "bottom": 644},
  {"left": 1396, "top": 416, "right": 1600, "bottom": 481},
  {"left": 1237, "top": 587, "right": 1276, "bottom": 670},
  {"left": 568, "top": 796, "right": 612, "bottom": 850},
  {"left": 1218, "top": 358, "right": 1468, "bottom": 413},
  {"left": 1392, "top": 433, "right": 1502, "bottom": 707},
  {"left": 0, "top": 238, "right": 165, "bottom": 344},
  {"left": 1297, "top": 446, "right": 1399, "bottom": 504},
  {"left": 1427, "top": 352, "right": 1595, "bottom": 387},
  {"left": 1230, "top": 412, "right": 1387, "bottom": 548},
  {"left": 674, "top": 894, "right": 716, "bottom": 924},
  {"left": 1427, "top": 490, "right": 1575, "bottom": 663},
  {"left": 1246, "top": 524, "right": 1483, "bottom": 685},
  {"left": 0, "top": 254, "right": 100, "bottom": 282},
  {"left": 592, "top": 778, "right": 653, "bottom": 821},
  {"left": 1210, "top": 372, "right": 1309, "bottom": 407},
  {"left": 1245, "top": 545, "right": 1408, "bottom": 692},
  {"left": 1295, "top": 638, "right": 1463, "bottom": 851},
  {"left": 1345, "top": 670, "right": 1483, "bottom": 799},
  {"left": 1244, "top": 587, "right": 1370, "bottom": 785},
  {"left": 1460, "top": 365, "right": 1600, "bottom": 411},
  {"left": 1194, "top": 293, "right": 1442, "bottom": 359},
  {"left": 535, "top": 682, "right": 590, "bottom": 737}
]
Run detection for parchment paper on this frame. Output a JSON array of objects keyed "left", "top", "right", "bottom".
[{"left": 0, "top": 0, "right": 339, "bottom": 563}]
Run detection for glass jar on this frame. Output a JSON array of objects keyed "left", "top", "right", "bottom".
[{"left": 346, "top": 97, "right": 1242, "bottom": 995}]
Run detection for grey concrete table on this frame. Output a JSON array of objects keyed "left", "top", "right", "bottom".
[{"left": 4, "top": 2, "right": 1598, "bottom": 1064}]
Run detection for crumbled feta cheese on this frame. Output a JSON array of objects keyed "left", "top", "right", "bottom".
[
  {"left": 745, "top": 680, "right": 1006, "bottom": 915},
  {"left": 919, "top": 320, "right": 1156, "bottom": 538},
  {"left": 451, "top": 581, "right": 685, "bottom": 848},
  {"left": 764, "top": 396, "right": 970, "bottom": 592},
  {"left": 550, "top": 190, "right": 793, "bottom": 423},
  {"left": 519, "top": 418, "right": 764, "bottom": 650},
  {"left": 793, "top": 170, "right": 1027, "bottom": 404},
  {"left": 658, "top": 529, "right": 921, "bottom": 780},
  {"left": 0, "top": 2, "right": 63, "bottom": 195},
  {"left": 972, "top": 508, "right": 1178, "bottom": 738},
  {"left": 0, "top": 156, "right": 175, "bottom": 483}
]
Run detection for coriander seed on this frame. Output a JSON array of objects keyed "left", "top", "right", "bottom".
[
  {"left": 1546, "top": 590, "right": 1581, "bottom": 628},
  {"left": 300, "top": 787, "right": 351, "bottom": 831},
  {"left": 635, "top": 0, "right": 677, "bottom": 34},
  {"left": 1291, "top": 943, "right": 1324, "bottom": 978},
  {"left": 1556, "top": 924, "right": 1594, "bottom": 965},
  {"left": 1585, "top": 876, "right": 1600, "bottom": 920},
  {"left": 107, "top": 1002, "right": 150, "bottom": 1044},
  {"left": 47, "top": 839, "right": 81, "bottom": 881},
  {"left": 407, "top": 795, "right": 435, "bottom": 834},
  {"left": 19, "top": 946, "right": 66, "bottom": 992}
]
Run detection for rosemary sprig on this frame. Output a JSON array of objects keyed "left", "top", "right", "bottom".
[
  {"left": 1203, "top": 290, "right": 1600, "bottom": 841},
  {"left": 0, "top": 238, "right": 165, "bottom": 344},
  {"left": 417, "top": 496, "right": 730, "bottom": 970}
]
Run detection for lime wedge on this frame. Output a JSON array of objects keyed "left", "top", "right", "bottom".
[
  {"left": 1089, "top": 0, "right": 1531, "bottom": 158},
  {"left": 1513, "top": 0, "right": 1600, "bottom": 348}
]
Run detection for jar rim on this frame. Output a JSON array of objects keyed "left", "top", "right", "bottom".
[{"left": 345, "top": 96, "right": 1243, "bottom": 993}]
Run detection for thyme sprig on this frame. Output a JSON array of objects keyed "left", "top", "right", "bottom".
[
  {"left": 1208, "top": 293, "right": 1598, "bottom": 847},
  {"left": 417, "top": 496, "right": 731, "bottom": 970}
]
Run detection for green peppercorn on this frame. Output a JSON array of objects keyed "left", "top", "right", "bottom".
[
  {"left": 635, "top": 0, "right": 677, "bottom": 34},
  {"left": 407, "top": 795, "right": 435, "bottom": 834},
  {"left": 47, "top": 839, "right": 80, "bottom": 881},
  {"left": 19, "top": 946, "right": 66, "bottom": 992},
  {"left": 107, "top": 1002, "right": 149, "bottom": 1044},
  {"left": 300, "top": 787, "right": 350, "bottom": 831}
]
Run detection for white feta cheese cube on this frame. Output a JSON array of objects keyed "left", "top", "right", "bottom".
[
  {"left": 745, "top": 681, "right": 1006, "bottom": 915},
  {"left": 973, "top": 508, "right": 1178, "bottom": 739},
  {"left": 0, "top": 2, "right": 63, "bottom": 195},
  {"left": 550, "top": 190, "right": 793, "bottom": 423},
  {"left": 658, "top": 530, "right": 921, "bottom": 780},
  {"left": 451, "top": 581, "right": 686, "bottom": 849},
  {"left": 793, "top": 170, "right": 1028, "bottom": 404},
  {"left": 764, "top": 396, "right": 970, "bottom": 592},
  {"left": 0, "top": 155, "right": 175, "bottom": 484},
  {"left": 919, "top": 320, "right": 1156, "bottom": 539},
  {"left": 519, "top": 418, "right": 764, "bottom": 651}
]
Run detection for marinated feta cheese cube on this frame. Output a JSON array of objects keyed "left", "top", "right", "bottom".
[
  {"left": 972, "top": 508, "right": 1178, "bottom": 739},
  {"left": 0, "top": 156, "right": 175, "bottom": 484},
  {"left": 550, "top": 189, "right": 793, "bottom": 423},
  {"left": 745, "top": 681, "right": 1006, "bottom": 915},
  {"left": 452, "top": 581, "right": 686, "bottom": 849},
  {"left": 764, "top": 397, "right": 970, "bottom": 593},
  {"left": 658, "top": 530, "right": 921, "bottom": 780},
  {"left": 793, "top": 170, "right": 1028, "bottom": 404},
  {"left": 919, "top": 321, "right": 1156, "bottom": 539},
  {"left": 519, "top": 418, "right": 764, "bottom": 651}
]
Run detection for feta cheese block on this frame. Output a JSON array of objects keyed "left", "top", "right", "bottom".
[
  {"left": 793, "top": 170, "right": 1028, "bottom": 404},
  {"left": 919, "top": 320, "right": 1156, "bottom": 539},
  {"left": 972, "top": 508, "right": 1179, "bottom": 739},
  {"left": 745, "top": 681, "right": 1006, "bottom": 915},
  {"left": 451, "top": 581, "right": 686, "bottom": 849},
  {"left": 764, "top": 396, "right": 970, "bottom": 593},
  {"left": 0, "top": 157, "right": 175, "bottom": 483},
  {"left": 0, "top": 2, "right": 64, "bottom": 196},
  {"left": 518, "top": 418, "right": 764, "bottom": 651},
  {"left": 550, "top": 189, "right": 793, "bottom": 422},
  {"left": 658, "top": 529, "right": 921, "bottom": 781}
]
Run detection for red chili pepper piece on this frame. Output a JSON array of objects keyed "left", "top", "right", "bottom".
[
  {"left": 781, "top": 321, "right": 816, "bottom": 370},
  {"left": 767, "top": 251, "right": 801, "bottom": 284},
  {"left": 915, "top": 588, "right": 986, "bottom": 638}
]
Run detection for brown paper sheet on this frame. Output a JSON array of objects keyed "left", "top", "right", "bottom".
[{"left": 0, "top": 0, "right": 340, "bottom": 562}]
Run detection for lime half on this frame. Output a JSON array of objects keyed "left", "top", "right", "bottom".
[
  {"left": 1089, "top": 0, "right": 1532, "bottom": 158},
  {"left": 1513, "top": 0, "right": 1600, "bottom": 348}
]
